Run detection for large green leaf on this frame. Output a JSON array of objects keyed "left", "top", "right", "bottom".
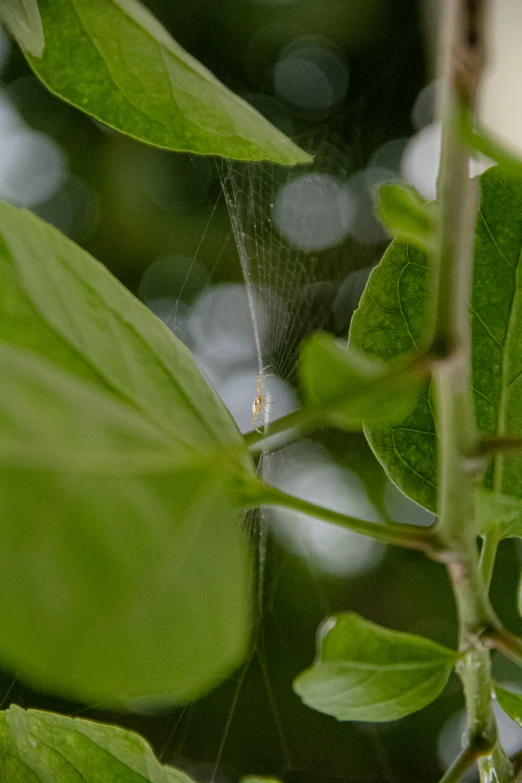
[
  {"left": 0, "top": 0, "right": 44, "bottom": 56},
  {"left": 0, "top": 344, "right": 251, "bottom": 705},
  {"left": 0, "top": 705, "right": 195, "bottom": 781},
  {"left": 23, "top": 0, "right": 310, "bottom": 164},
  {"left": 299, "top": 332, "right": 421, "bottom": 430},
  {"left": 0, "top": 200, "right": 243, "bottom": 454},
  {"left": 350, "top": 166, "right": 522, "bottom": 516},
  {"left": 0, "top": 202, "right": 255, "bottom": 703},
  {"left": 293, "top": 613, "right": 457, "bottom": 722}
]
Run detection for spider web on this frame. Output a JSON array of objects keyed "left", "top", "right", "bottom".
[
  {"left": 219, "top": 130, "right": 359, "bottom": 386},
  {"left": 216, "top": 124, "right": 382, "bottom": 603}
]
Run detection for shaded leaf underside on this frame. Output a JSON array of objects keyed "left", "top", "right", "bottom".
[{"left": 0, "top": 201, "right": 253, "bottom": 703}]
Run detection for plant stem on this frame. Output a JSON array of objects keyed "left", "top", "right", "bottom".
[
  {"left": 239, "top": 478, "right": 444, "bottom": 556},
  {"left": 438, "top": 744, "right": 481, "bottom": 783},
  {"left": 244, "top": 408, "right": 320, "bottom": 458},
  {"left": 470, "top": 436, "right": 522, "bottom": 462},
  {"left": 434, "top": 1, "right": 512, "bottom": 780},
  {"left": 484, "top": 626, "right": 522, "bottom": 668}
]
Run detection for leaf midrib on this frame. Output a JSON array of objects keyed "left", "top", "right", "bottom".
[
  {"left": 493, "top": 243, "right": 522, "bottom": 493},
  {"left": 322, "top": 659, "right": 452, "bottom": 672}
]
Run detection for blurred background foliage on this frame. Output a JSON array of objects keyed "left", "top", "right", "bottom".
[{"left": 1, "top": 0, "right": 522, "bottom": 781}]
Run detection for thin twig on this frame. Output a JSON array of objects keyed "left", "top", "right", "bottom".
[
  {"left": 475, "top": 436, "right": 522, "bottom": 458},
  {"left": 484, "top": 626, "right": 522, "bottom": 668},
  {"left": 438, "top": 744, "right": 482, "bottom": 783}
]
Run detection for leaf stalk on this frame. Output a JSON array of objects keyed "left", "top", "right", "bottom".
[
  {"left": 458, "top": 109, "right": 522, "bottom": 181},
  {"left": 239, "top": 478, "right": 444, "bottom": 556},
  {"left": 484, "top": 626, "right": 522, "bottom": 669},
  {"left": 438, "top": 743, "right": 487, "bottom": 783}
]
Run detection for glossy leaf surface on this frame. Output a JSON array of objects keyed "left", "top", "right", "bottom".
[
  {"left": 350, "top": 166, "right": 522, "bottom": 516},
  {"left": 0, "top": 202, "right": 253, "bottom": 703},
  {"left": 0, "top": 705, "right": 195, "bottom": 781},
  {"left": 23, "top": 0, "right": 310, "bottom": 163},
  {"left": 299, "top": 332, "right": 421, "bottom": 430},
  {"left": 293, "top": 613, "right": 456, "bottom": 722},
  {"left": 0, "top": 0, "right": 44, "bottom": 55}
]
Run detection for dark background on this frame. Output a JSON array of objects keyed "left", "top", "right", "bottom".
[{"left": 1, "top": 1, "right": 521, "bottom": 781}]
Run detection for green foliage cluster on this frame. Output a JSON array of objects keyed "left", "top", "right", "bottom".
[{"left": 1, "top": 1, "right": 522, "bottom": 782}]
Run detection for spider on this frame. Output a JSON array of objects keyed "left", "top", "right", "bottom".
[{"left": 252, "top": 367, "right": 272, "bottom": 432}]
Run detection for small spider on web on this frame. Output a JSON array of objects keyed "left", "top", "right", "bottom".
[{"left": 252, "top": 367, "right": 273, "bottom": 432}]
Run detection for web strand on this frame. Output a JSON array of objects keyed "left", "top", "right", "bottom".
[{"left": 218, "top": 130, "right": 355, "bottom": 384}]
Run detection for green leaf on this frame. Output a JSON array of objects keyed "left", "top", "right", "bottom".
[
  {"left": 22, "top": 0, "right": 310, "bottom": 164},
  {"left": 0, "top": 705, "right": 195, "bottom": 781},
  {"left": 0, "top": 202, "right": 255, "bottom": 704},
  {"left": 377, "top": 183, "right": 438, "bottom": 249},
  {"left": 0, "top": 0, "right": 44, "bottom": 56},
  {"left": 0, "top": 200, "right": 243, "bottom": 456},
  {"left": 0, "top": 344, "right": 252, "bottom": 704},
  {"left": 350, "top": 166, "right": 522, "bottom": 517},
  {"left": 299, "top": 332, "right": 422, "bottom": 430},
  {"left": 474, "top": 487, "right": 522, "bottom": 538},
  {"left": 293, "top": 613, "right": 457, "bottom": 722},
  {"left": 494, "top": 683, "right": 522, "bottom": 725},
  {"left": 349, "top": 241, "right": 435, "bottom": 511}
]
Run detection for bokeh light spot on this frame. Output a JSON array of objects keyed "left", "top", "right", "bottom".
[
  {"left": 273, "top": 173, "right": 354, "bottom": 251},
  {"left": 274, "top": 37, "right": 349, "bottom": 113},
  {"left": 267, "top": 443, "right": 385, "bottom": 577}
]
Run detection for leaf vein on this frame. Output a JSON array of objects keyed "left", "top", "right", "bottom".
[
  {"left": 479, "top": 207, "right": 516, "bottom": 270},
  {"left": 470, "top": 306, "right": 503, "bottom": 349},
  {"left": 397, "top": 250, "right": 420, "bottom": 352}
]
